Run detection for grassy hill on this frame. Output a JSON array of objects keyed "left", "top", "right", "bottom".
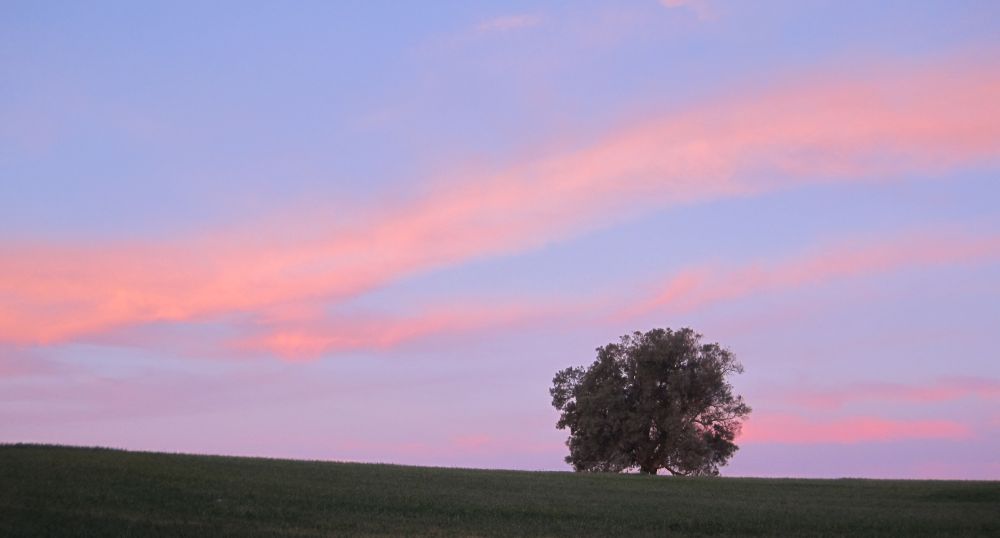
[{"left": 1, "top": 444, "right": 997, "bottom": 537}]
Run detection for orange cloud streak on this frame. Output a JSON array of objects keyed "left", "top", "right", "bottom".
[{"left": 2, "top": 55, "right": 998, "bottom": 345}]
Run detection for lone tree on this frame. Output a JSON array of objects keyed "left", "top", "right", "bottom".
[{"left": 550, "top": 328, "right": 750, "bottom": 476}]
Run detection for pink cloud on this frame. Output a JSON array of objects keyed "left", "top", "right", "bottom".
[
  {"left": 231, "top": 302, "right": 567, "bottom": 361},
  {"left": 227, "top": 227, "right": 1000, "bottom": 361},
  {"left": 740, "top": 414, "right": 972, "bottom": 444},
  {"left": 1, "top": 55, "right": 998, "bottom": 348},
  {"left": 624, "top": 230, "right": 1000, "bottom": 319},
  {"left": 776, "top": 377, "right": 1000, "bottom": 410},
  {"left": 451, "top": 434, "right": 492, "bottom": 450}
]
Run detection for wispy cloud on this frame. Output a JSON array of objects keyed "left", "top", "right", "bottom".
[
  {"left": 772, "top": 377, "right": 1000, "bottom": 410},
  {"left": 740, "top": 414, "right": 972, "bottom": 444},
  {"left": 230, "top": 301, "right": 575, "bottom": 361},
  {"left": 451, "top": 434, "right": 492, "bottom": 450},
  {"left": 622, "top": 229, "right": 1000, "bottom": 319},
  {"left": 229, "top": 227, "right": 998, "bottom": 360},
  {"left": 1, "top": 55, "right": 997, "bottom": 348}
]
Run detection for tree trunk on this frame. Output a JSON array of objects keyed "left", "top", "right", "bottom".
[{"left": 639, "top": 464, "right": 657, "bottom": 475}]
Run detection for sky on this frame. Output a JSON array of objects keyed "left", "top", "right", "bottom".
[{"left": 1, "top": 0, "right": 999, "bottom": 479}]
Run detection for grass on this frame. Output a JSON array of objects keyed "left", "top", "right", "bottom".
[{"left": 1, "top": 444, "right": 998, "bottom": 537}]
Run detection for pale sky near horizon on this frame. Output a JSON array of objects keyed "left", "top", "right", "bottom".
[{"left": 2, "top": 0, "right": 999, "bottom": 478}]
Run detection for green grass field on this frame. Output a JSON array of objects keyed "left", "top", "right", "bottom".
[{"left": 1, "top": 444, "right": 997, "bottom": 537}]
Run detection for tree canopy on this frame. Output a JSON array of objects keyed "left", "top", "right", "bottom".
[{"left": 550, "top": 328, "right": 751, "bottom": 476}]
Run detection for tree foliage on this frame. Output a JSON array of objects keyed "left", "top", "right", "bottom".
[{"left": 550, "top": 328, "right": 751, "bottom": 476}]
